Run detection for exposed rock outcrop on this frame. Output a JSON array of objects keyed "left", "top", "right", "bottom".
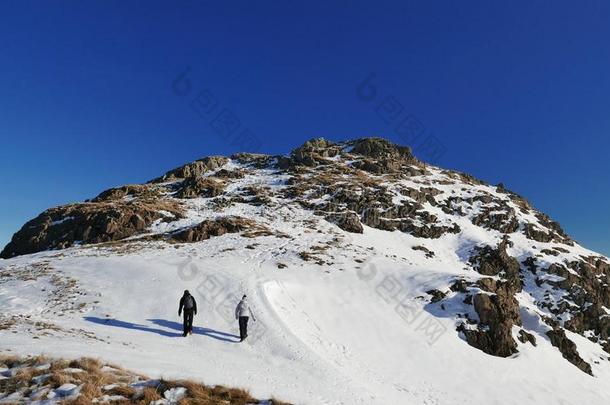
[
  {"left": 279, "top": 137, "right": 421, "bottom": 175},
  {"left": 92, "top": 184, "right": 161, "bottom": 202},
  {"left": 456, "top": 242, "right": 523, "bottom": 357},
  {"left": 0, "top": 200, "right": 184, "bottom": 258},
  {"left": 230, "top": 152, "right": 273, "bottom": 168},
  {"left": 458, "top": 284, "right": 522, "bottom": 357},
  {"left": 151, "top": 156, "right": 229, "bottom": 182},
  {"left": 472, "top": 203, "right": 519, "bottom": 233},
  {"left": 523, "top": 212, "right": 573, "bottom": 245},
  {"left": 324, "top": 212, "right": 364, "bottom": 233},
  {"left": 546, "top": 328, "right": 593, "bottom": 375},
  {"left": 279, "top": 138, "right": 343, "bottom": 168},
  {"left": 469, "top": 240, "right": 521, "bottom": 281},
  {"left": 175, "top": 177, "right": 225, "bottom": 199},
  {"left": 170, "top": 216, "right": 264, "bottom": 243},
  {"left": 528, "top": 255, "right": 610, "bottom": 354},
  {"left": 212, "top": 168, "right": 246, "bottom": 179},
  {"left": 348, "top": 137, "right": 419, "bottom": 174}
]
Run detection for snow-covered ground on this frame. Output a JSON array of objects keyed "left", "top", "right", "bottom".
[{"left": 2, "top": 212, "right": 610, "bottom": 404}]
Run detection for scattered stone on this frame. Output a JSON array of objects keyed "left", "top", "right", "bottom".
[
  {"left": 426, "top": 289, "right": 447, "bottom": 303},
  {"left": 412, "top": 245, "right": 435, "bottom": 258},
  {"left": 449, "top": 279, "right": 469, "bottom": 293},
  {"left": 518, "top": 329, "right": 537, "bottom": 346}
]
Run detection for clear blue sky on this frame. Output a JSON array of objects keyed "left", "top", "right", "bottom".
[{"left": 1, "top": 1, "right": 609, "bottom": 256}]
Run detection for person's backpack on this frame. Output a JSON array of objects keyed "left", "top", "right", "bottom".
[{"left": 184, "top": 295, "right": 195, "bottom": 310}]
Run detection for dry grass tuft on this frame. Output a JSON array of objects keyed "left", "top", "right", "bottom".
[
  {"left": 0, "top": 355, "right": 292, "bottom": 405},
  {"left": 209, "top": 385, "right": 256, "bottom": 404},
  {"left": 0, "top": 353, "right": 20, "bottom": 368},
  {"left": 47, "top": 371, "right": 75, "bottom": 388},
  {"left": 176, "top": 380, "right": 213, "bottom": 402},
  {"left": 0, "top": 317, "right": 17, "bottom": 330},
  {"left": 29, "top": 354, "right": 48, "bottom": 366},
  {"left": 134, "top": 386, "right": 163, "bottom": 403},
  {"left": 107, "top": 384, "right": 136, "bottom": 398},
  {"left": 49, "top": 358, "right": 70, "bottom": 371},
  {"left": 69, "top": 357, "right": 102, "bottom": 372}
]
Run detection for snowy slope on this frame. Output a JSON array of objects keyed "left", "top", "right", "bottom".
[{"left": 2, "top": 138, "right": 610, "bottom": 404}]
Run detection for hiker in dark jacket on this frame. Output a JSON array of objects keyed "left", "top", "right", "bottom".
[
  {"left": 235, "top": 295, "right": 256, "bottom": 342},
  {"left": 178, "top": 290, "right": 197, "bottom": 337}
]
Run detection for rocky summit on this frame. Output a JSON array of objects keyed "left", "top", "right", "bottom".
[{"left": 1, "top": 137, "right": 610, "bottom": 404}]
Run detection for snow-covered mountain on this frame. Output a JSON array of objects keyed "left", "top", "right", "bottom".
[{"left": 1, "top": 137, "right": 609, "bottom": 404}]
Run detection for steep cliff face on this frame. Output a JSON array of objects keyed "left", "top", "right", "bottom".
[{"left": 2, "top": 137, "right": 609, "bottom": 375}]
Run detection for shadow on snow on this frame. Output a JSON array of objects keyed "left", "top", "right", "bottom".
[{"left": 84, "top": 316, "right": 239, "bottom": 342}]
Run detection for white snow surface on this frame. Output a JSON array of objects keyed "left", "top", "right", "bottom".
[{"left": 1, "top": 159, "right": 610, "bottom": 405}]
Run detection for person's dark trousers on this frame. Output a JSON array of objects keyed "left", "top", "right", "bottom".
[
  {"left": 183, "top": 309, "right": 194, "bottom": 336},
  {"left": 239, "top": 316, "right": 249, "bottom": 341}
]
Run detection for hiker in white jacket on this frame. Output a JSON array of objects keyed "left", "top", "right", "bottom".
[{"left": 235, "top": 295, "right": 256, "bottom": 342}]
